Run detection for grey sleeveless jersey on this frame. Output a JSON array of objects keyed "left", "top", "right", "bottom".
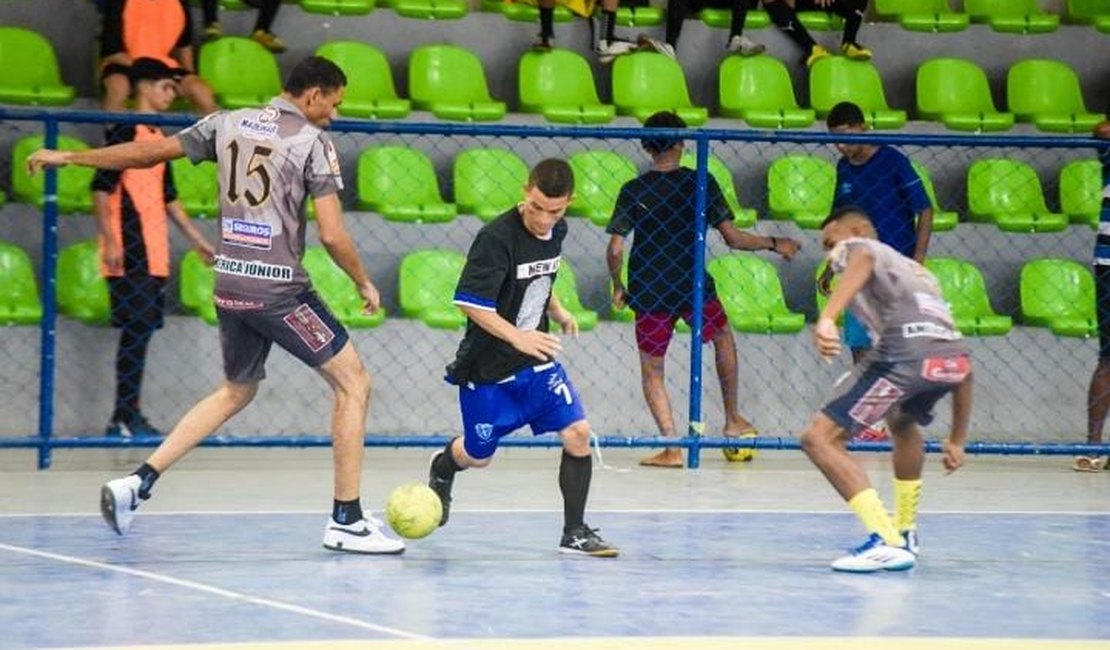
[
  {"left": 177, "top": 97, "right": 343, "bottom": 304},
  {"left": 829, "top": 238, "right": 967, "bottom": 361}
]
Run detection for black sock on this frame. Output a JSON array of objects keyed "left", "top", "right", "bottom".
[
  {"left": 664, "top": 0, "right": 687, "bottom": 46},
  {"left": 603, "top": 9, "right": 617, "bottom": 42},
  {"left": 559, "top": 451, "right": 592, "bottom": 533},
  {"left": 539, "top": 7, "right": 555, "bottom": 40},
  {"left": 839, "top": 0, "right": 866, "bottom": 45},
  {"left": 254, "top": 0, "right": 281, "bottom": 32},
  {"left": 729, "top": 0, "right": 749, "bottom": 38},
  {"left": 332, "top": 498, "right": 363, "bottom": 525},
  {"left": 432, "top": 438, "right": 464, "bottom": 479},
  {"left": 132, "top": 462, "right": 160, "bottom": 500},
  {"left": 765, "top": 0, "right": 816, "bottom": 51}
]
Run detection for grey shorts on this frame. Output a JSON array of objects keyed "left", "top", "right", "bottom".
[
  {"left": 216, "top": 289, "right": 349, "bottom": 383},
  {"left": 823, "top": 355, "right": 971, "bottom": 434}
]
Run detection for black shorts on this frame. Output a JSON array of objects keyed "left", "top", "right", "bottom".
[
  {"left": 1097, "top": 265, "right": 1110, "bottom": 360},
  {"left": 216, "top": 289, "right": 350, "bottom": 384},
  {"left": 109, "top": 275, "right": 166, "bottom": 329}
]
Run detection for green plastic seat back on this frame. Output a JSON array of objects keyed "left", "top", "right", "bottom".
[
  {"left": 302, "top": 246, "right": 382, "bottom": 324},
  {"left": 1059, "top": 160, "right": 1102, "bottom": 220},
  {"left": 57, "top": 240, "right": 110, "bottom": 325},
  {"left": 875, "top": 0, "right": 953, "bottom": 16},
  {"left": 398, "top": 249, "right": 467, "bottom": 318},
  {"left": 708, "top": 254, "right": 791, "bottom": 316},
  {"left": 12, "top": 135, "right": 94, "bottom": 213},
  {"left": 1021, "top": 258, "right": 1095, "bottom": 324},
  {"left": 0, "top": 240, "right": 42, "bottom": 325},
  {"left": 453, "top": 148, "right": 529, "bottom": 222},
  {"left": 612, "top": 52, "right": 695, "bottom": 111},
  {"left": 917, "top": 58, "right": 999, "bottom": 117},
  {"left": 553, "top": 259, "right": 588, "bottom": 313},
  {"left": 768, "top": 154, "right": 836, "bottom": 217},
  {"left": 409, "top": 45, "right": 493, "bottom": 106},
  {"left": 567, "top": 151, "right": 638, "bottom": 224},
  {"left": 809, "top": 57, "right": 893, "bottom": 115},
  {"left": 910, "top": 159, "right": 945, "bottom": 214},
  {"left": 519, "top": 49, "right": 602, "bottom": 110},
  {"left": 1068, "top": 0, "right": 1108, "bottom": 22},
  {"left": 179, "top": 249, "right": 217, "bottom": 324},
  {"left": 0, "top": 27, "right": 74, "bottom": 105},
  {"left": 300, "top": 0, "right": 376, "bottom": 15},
  {"left": 358, "top": 146, "right": 445, "bottom": 208},
  {"left": 719, "top": 54, "right": 801, "bottom": 112},
  {"left": 199, "top": 37, "right": 282, "bottom": 108},
  {"left": 966, "top": 0, "right": 1044, "bottom": 18},
  {"left": 316, "top": 41, "right": 402, "bottom": 105},
  {"left": 170, "top": 158, "right": 219, "bottom": 218},
  {"left": 924, "top": 257, "right": 993, "bottom": 320},
  {"left": 968, "top": 159, "right": 1048, "bottom": 216},
  {"left": 1007, "top": 59, "right": 1090, "bottom": 120},
  {"left": 679, "top": 152, "right": 743, "bottom": 216}
]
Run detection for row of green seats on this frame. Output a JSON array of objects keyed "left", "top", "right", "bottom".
[{"left": 874, "top": 0, "right": 1109, "bottom": 33}]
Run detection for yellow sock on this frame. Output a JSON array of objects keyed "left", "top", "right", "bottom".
[
  {"left": 893, "top": 478, "right": 923, "bottom": 533},
  {"left": 848, "top": 488, "right": 901, "bottom": 546}
]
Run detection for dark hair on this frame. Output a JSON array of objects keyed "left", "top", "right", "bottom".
[
  {"left": 825, "top": 101, "right": 866, "bottom": 129},
  {"left": 820, "top": 204, "right": 872, "bottom": 229},
  {"left": 642, "top": 111, "right": 686, "bottom": 154},
  {"left": 528, "top": 158, "right": 575, "bottom": 198},
  {"left": 284, "top": 56, "right": 347, "bottom": 97}
]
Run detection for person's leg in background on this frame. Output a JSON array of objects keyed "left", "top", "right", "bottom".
[
  {"left": 200, "top": 0, "right": 221, "bottom": 40},
  {"left": 1079, "top": 266, "right": 1110, "bottom": 471},
  {"left": 727, "top": 0, "right": 765, "bottom": 55},
  {"left": 249, "top": 0, "right": 286, "bottom": 53},
  {"left": 762, "top": 0, "right": 827, "bottom": 67},
  {"left": 825, "top": 0, "right": 871, "bottom": 59}
]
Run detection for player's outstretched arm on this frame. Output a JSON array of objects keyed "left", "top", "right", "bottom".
[
  {"left": 815, "top": 247, "right": 874, "bottom": 360},
  {"left": 942, "top": 371, "right": 973, "bottom": 474},
  {"left": 27, "top": 136, "right": 186, "bottom": 174},
  {"left": 716, "top": 221, "right": 800, "bottom": 260},
  {"left": 459, "top": 305, "right": 562, "bottom": 362}
]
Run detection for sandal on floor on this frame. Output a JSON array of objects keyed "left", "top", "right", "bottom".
[{"left": 1072, "top": 456, "right": 1106, "bottom": 472}]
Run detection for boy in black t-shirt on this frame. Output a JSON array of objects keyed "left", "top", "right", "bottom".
[
  {"left": 429, "top": 159, "right": 618, "bottom": 557},
  {"left": 606, "top": 111, "right": 800, "bottom": 467}
]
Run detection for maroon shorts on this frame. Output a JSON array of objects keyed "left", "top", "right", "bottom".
[{"left": 634, "top": 297, "right": 729, "bottom": 357}]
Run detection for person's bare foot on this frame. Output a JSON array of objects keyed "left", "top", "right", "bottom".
[{"left": 639, "top": 448, "right": 684, "bottom": 467}]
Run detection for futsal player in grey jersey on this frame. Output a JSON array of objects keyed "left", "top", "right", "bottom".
[
  {"left": 801, "top": 206, "right": 973, "bottom": 573},
  {"left": 28, "top": 57, "right": 404, "bottom": 555}
]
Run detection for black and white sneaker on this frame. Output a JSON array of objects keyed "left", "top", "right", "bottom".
[
  {"left": 100, "top": 475, "right": 143, "bottom": 535},
  {"left": 322, "top": 515, "right": 405, "bottom": 555},
  {"left": 428, "top": 451, "right": 454, "bottom": 527},
  {"left": 559, "top": 524, "right": 619, "bottom": 557}
]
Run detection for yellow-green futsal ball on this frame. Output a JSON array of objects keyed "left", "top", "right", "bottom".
[
  {"left": 386, "top": 483, "right": 443, "bottom": 539},
  {"left": 722, "top": 433, "right": 758, "bottom": 463}
]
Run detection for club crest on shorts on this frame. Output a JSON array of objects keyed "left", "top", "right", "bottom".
[{"left": 474, "top": 422, "right": 494, "bottom": 441}]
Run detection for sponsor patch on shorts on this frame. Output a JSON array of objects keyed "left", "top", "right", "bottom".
[
  {"left": 222, "top": 219, "right": 273, "bottom": 250},
  {"left": 848, "top": 377, "right": 905, "bottom": 426},
  {"left": 921, "top": 355, "right": 970, "bottom": 383},
  {"left": 283, "top": 303, "right": 335, "bottom": 352}
]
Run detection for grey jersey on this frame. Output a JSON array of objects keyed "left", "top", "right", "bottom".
[
  {"left": 177, "top": 97, "right": 343, "bottom": 303},
  {"left": 829, "top": 238, "right": 967, "bottom": 361}
]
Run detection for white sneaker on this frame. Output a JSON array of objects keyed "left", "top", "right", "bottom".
[
  {"left": 831, "top": 533, "right": 916, "bottom": 573},
  {"left": 100, "top": 475, "right": 143, "bottom": 536},
  {"left": 596, "top": 38, "right": 637, "bottom": 64},
  {"left": 636, "top": 34, "right": 676, "bottom": 60},
  {"left": 727, "top": 34, "right": 765, "bottom": 56},
  {"left": 902, "top": 529, "right": 920, "bottom": 556},
  {"left": 322, "top": 515, "right": 405, "bottom": 555}
]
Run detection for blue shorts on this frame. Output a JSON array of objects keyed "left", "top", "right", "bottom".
[
  {"left": 843, "top": 311, "right": 873, "bottom": 351},
  {"left": 457, "top": 362, "right": 586, "bottom": 460}
]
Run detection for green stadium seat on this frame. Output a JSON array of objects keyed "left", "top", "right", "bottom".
[
  {"left": 0, "top": 240, "right": 42, "bottom": 325},
  {"left": 0, "top": 27, "right": 75, "bottom": 105},
  {"left": 615, "top": 5, "right": 665, "bottom": 26},
  {"left": 965, "top": 0, "right": 1060, "bottom": 33},
  {"left": 316, "top": 41, "right": 411, "bottom": 119},
  {"left": 566, "top": 150, "right": 638, "bottom": 226},
  {"left": 1007, "top": 59, "right": 1105, "bottom": 134},
  {"left": 873, "top": 0, "right": 969, "bottom": 32},
  {"left": 809, "top": 57, "right": 907, "bottom": 129},
  {"left": 679, "top": 152, "right": 757, "bottom": 227},
  {"left": 199, "top": 37, "right": 281, "bottom": 109},
  {"left": 1066, "top": 0, "right": 1110, "bottom": 24},
  {"left": 708, "top": 254, "right": 805, "bottom": 334},
  {"left": 300, "top": 0, "right": 375, "bottom": 14},
  {"left": 398, "top": 249, "right": 467, "bottom": 330},
  {"left": 393, "top": 0, "right": 467, "bottom": 21},
  {"left": 11, "top": 135, "right": 94, "bottom": 214},
  {"left": 302, "top": 247, "right": 386, "bottom": 328},
  {"left": 967, "top": 158, "right": 1067, "bottom": 233},
  {"left": 612, "top": 52, "right": 708, "bottom": 126},
  {"left": 57, "top": 240, "right": 110, "bottom": 325},
  {"left": 916, "top": 58, "right": 1014, "bottom": 132},
  {"left": 179, "top": 249, "right": 218, "bottom": 325},
  {"left": 552, "top": 260, "right": 598, "bottom": 332},
  {"left": 1059, "top": 160, "right": 1102, "bottom": 227},
  {"left": 718, "top": 54, "right": 816, "bottom": 129},
  {"left": 170, "top": 159, "right": 219, "bottom": 219},
  {"left": 1020, "top": 258, "right": 1096, "bottom": 337},
  {"left": 700, "top": 8, "right": 771, "bottom": 29},
  {"left": 453, "top": 148, "right": 529, "bottom": 222},
  {"left": 767, "top": 154, "right": 835, "bottom": 229},
  {"left": 518, "top": 49, "right": 615, "bottom": 124},
  {"left": 357, "top": 146, "right": 457, "bottom": 224},
  {"left": 501, "top": 2, "right": 574, "bottom": 22},
  {"left": 409, "top": 45, "right": 505, "bottom": 121},
  {"left": 0, "top": 189, "right": 6, "bottom": 206},
  {"left": 796, "top": 10, "right": 845, "bottom": 30},
  {"left": 1100, "top": 15, "right": 1110, "bottom": 32},
  {"left": 910, "top": 159, "right": 957, "bottom": 231},
  {"left": 924, "top": 258, "right": 1012, "bottom": 336}
]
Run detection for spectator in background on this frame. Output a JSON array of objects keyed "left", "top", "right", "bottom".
[
  {"left": 100, "top": 0, "right": 218, "bottom": 114},
  {"left": 824, "top": 101, "right": 934, "bottom": 441},
  {"left": 763, "top": 0, "right": 870, "bottom": 67},
  {"left": 533, "top": 0, "right": 639, "bottom": 62},
  {"left": 1079, "top": 119, "right": 1110, "bottom": 472},
  {"left": 655, "top": 0, "right": 766, "bottom": 59},
  {"left": 200, "top": 0, "right": 287, "bottom": 53},
  {"left": 92, "top": 58, "right": 216, "bottom": 437},
  {"left": 605, "top": 111, "right": 800, "bottom": 467}
]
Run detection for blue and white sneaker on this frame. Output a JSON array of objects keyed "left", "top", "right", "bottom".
[
  {"left": 100, "top": 474, "right": 144, "bottom": 535},
  {"left": 831, "top": 533, "right": 916, "bottom": 573},
  {"left": 901, "top": 529, "right": 920, "bottom": 556}
]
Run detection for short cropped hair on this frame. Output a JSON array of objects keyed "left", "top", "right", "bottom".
[
  {"left": 642, "top": 111, "right": 686, "bottom": 154},
  {"left": 528, "top": 158, "right": 575, "bottom": 198},
  {"left": 825, "top": 101, "right": 866, "bottom": 129},
  {"left": 820, "top": 204, "right": 872, "bottom": 229},
  {"left": 284, "top": 56, "right": 348, "bottom": 97}
]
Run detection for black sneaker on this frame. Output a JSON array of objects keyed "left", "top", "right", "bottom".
[
  {"left": 105, "top": 415, "right": 165, "bottom": 438},
  {"left": 427, "top": 451, "right": 454, "bottom": 527},
  {"left": 559, "top": 524, "right": 619, "bottom": 558}
]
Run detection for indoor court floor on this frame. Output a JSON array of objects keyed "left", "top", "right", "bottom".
[{"left": 1, "top": 446, "right": 1107, "bottom": 650}]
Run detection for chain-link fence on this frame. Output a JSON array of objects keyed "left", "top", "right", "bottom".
[{"left": 0, "top": 109, "right": 1106, "bottom": 467}]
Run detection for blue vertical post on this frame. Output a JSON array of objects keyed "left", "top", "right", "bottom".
[
  {"left": 37, "top": 117, "right": 60, "bottom": 470},
  {"left": 686, "top": 136, "right": 710, "bottom": 469}
]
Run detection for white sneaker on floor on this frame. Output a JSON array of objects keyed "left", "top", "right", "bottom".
[
  {"left": 831, "top": 533, "right": 916, "bottom": 573},
  {"left": 322, "top": 515, "right": 405, "bottom": 555},
  {"left": 100, "top": 474, "right": 143, "bottom": 536},
  {"left": 727, "top": 34, "right": 765, "bottom": 56}
]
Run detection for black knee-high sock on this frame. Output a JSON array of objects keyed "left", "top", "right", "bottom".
[
  {"left": 765, "top": 0, "right": 816, "bottom": 51},
  {"left": 602, "top": 9, "right": 617, "bottom": 42},
  {"left": 132, "top": 462, "right": 160, "bottom": 499},
  {"left": 665, "top": 0, "right": 687, "bottom": 46},
  {"left": 432, "top": 438, "right": 464, "bottom": 479},
  {"left": 559, "top": 451, "right": 592, "bottom": 533},
  {"left": 836, "top": 0, "right": 866, "bottom": 44},
  {"left": 201, "top": 0, "right": 218, "bottom": 25},
  {"left": 729, "top": 0, "right": 750, "bottom": 37},
  {"left": 539, "top": 6, "right": 555, "bottom": 40},
  {"left": 254, "top": 0, "right": 281, "bottom": 32},
  {"left": 113, "top": 322, "right": 153, "bottom": 423}
]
